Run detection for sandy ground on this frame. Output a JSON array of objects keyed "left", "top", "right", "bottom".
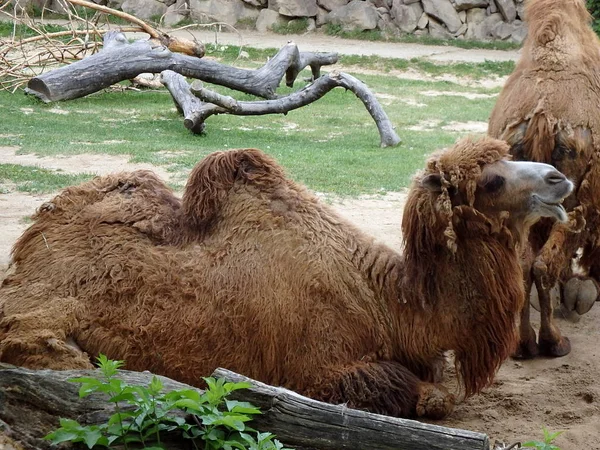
[{"left": 1, "top": 31, "right": 597, "bottom": 449}]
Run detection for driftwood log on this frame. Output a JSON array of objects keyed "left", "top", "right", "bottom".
[
  {"left": 188, "top": 72, "right": 401, "bottom": 147},
  {"left": 25, "top": 31, "right": 338, "bottom": 103},
  {"left": 0, "top": 364, "right": 490, "bottom": 450}
]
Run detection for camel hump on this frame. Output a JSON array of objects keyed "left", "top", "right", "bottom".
[{"left": 182, "top": 148, "right": 287, "bottom": 230}]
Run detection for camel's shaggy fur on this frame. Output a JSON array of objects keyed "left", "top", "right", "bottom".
[
  {"left": 488, "top": 0, "right": 600, "bottom": 358},
  {"left": 0, "top": 137, "right": 568, "bottom": 419}
]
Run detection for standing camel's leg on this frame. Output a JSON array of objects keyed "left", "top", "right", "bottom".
[
  {"left": 306, "top": 360, "right": 455, "bottom": 419},
  {"left": 514, "top": 269, "right": 539, "bottom": 359},
  {"left": 533, "top": 224, "right": 580, "bottom": 357}
]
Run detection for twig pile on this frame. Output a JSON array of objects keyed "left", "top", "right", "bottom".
[{"left": 0, "top": 0, "right": 141, "bottom": 92}]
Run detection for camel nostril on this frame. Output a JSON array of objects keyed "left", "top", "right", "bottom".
[{"left": 545, "top": 171, "right": 566, "bottom": 184}]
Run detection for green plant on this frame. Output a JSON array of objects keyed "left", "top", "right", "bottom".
[
  {"left": 522, "top": 426, "right": 564, "bottom": 450},
  {"left": 235, "top": 17, "right": 258, "bottom": 30},
  {"left": 45, "top": 355, "right": 291, "bottom": 450},
  {"left": 272, "top": 18, "right": 309, "bottom": 35},
  {"left": 588, "top": 0, "right": 600, "bottom": 34}
]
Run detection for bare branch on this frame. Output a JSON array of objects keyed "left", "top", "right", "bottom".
[
  {"left": 24, "top": 36, "right": 338, "bottom": 102},
  {"left": 186, "top": 71, "right": 401, "bottom": 147}
]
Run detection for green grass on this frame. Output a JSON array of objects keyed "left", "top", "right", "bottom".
[
  {"left": 0, "top": 164, "right": 93, "bottom": 193},
  {"left": 323, "top": 23, "right": 522, "bottom": 50},
  {"left": 272, "top": 18, "right": 309, "bottom": 35},
  {"left": 204, "top": 44, "right": 513, "bottom": 80},
  {"left": 0, "top": 22, "right": 67, "bottom": 38},
  {"left": 0, "top": 64, "right": 499, "bottom": 195}
]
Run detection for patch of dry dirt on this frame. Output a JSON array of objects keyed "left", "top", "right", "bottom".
[{"left": 0, "top": 147, "right": 173, "bottom": 180}]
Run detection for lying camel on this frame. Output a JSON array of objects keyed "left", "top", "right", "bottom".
[
  {"left": 488, "top": 0, "right": 600, "bottom": 358},
  {"left": 0, "top": 136, "right": 572, "bottom": 419}
]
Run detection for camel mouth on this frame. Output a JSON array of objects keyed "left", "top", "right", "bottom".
[{"left": 533, "top": 195, "right": 568, "bottom": 222}]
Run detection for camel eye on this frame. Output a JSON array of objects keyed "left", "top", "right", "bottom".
[
  {"left": 552, "top": 143, "right": 576, "bottom": 161},
  {"left": 483, "top": 175, "right": 505, "bottom": 193}
]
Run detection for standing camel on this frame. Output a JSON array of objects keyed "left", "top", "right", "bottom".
[{"left": 489, "top": 0, "right": 600, "bottom": 358}]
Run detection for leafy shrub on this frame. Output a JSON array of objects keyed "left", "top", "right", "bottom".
[
  {"left": 588, "top": 0, "right": 600, "bottom": 34},
  {"left": 45, "top": 354, "right": 292, "bottom": 450},
  {"left": 522, "top": 426, "right": 564, "bottom": 450}
]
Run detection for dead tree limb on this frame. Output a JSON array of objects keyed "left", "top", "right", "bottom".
[
  {"left": 0, "top": 364, "right": 490, "bottom": 450},
  {"left": 160, "top": 69, "right": 206, "bottom": 133},
  {"left": 186, "top": 71, "right": 401, "bottom": 147},
  {"left": 63, "top": 0, "right": 204, "bottom": 57},
  {"left": 25, "top": 33, "right": 338, "bottom": 103}
]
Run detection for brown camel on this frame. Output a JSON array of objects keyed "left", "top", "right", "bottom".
[
  {"left": 0, "top": 137, "right": 572, "bottom": 419},
  {"left": 488, "top": 0, "right": 600, "bottom": 358}
]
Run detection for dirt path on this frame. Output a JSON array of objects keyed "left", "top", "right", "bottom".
[{"left": 167, "top": 28, "right": 520, "bottom": 63}]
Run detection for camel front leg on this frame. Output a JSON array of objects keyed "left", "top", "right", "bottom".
[
  {"left": 306, "top": 360, "right": 455, "bottom": 419},
  {"left": 533, "top": 235, "right": 573, "bottom": 357},
  {"left": 513, "top": 269, "right": 539, "bottom": 359}
]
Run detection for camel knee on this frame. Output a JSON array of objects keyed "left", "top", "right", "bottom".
[
  {"left": 0, "top": 332, "right": 92, "bottom": 370},
  {"left": 416, "top": 382, "right": 456, "bottom": 420}
]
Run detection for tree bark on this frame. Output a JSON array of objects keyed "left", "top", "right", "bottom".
[
  {"left": 24, "top": 32, "right": 338, "bottom": 103},
  {"left": 0, "top": 364, "right": 489, "bottom": 450},
  {"left": 187, "top": 71, "right": 401, "bottom": 147},
  {"left": 160, "top": 70, "right": 206, "bottom": 134}
]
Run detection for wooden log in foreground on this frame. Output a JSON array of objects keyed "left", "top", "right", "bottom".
[
  {"left": 24, "top": 31, "right": 338, "bottom": 103},
  {"left": 0, "top": 364, "right": 489, "bottom": 450}
]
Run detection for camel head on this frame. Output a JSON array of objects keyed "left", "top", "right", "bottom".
[
  {"left": 404, "top": 136, "right": 572, "bottom": 254},
  {"left": 402, "top": 137, "right": 572, "bottom": 396}
]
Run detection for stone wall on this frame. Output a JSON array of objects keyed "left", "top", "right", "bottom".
[{"left": 14, "top": 0, "right": 528, "bottom": 44}]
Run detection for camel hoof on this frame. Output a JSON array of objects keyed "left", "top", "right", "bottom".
[
  {"left": 512, "top": 338, "right": 539, "bottom": 360},
  {"left": 416, "top": 383, "right": 455, "bottom": 420},
  {"left": 529, "top": 282, "right": 561, "bottom": 312},
  {"left": 539, "top": 336, "right": 571, "bottom": 357},
  {"left": 563, "top": 277, "right": 599, "bottom": 315}
]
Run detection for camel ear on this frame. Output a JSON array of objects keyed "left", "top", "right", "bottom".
[{"left": 421, "top": 174, "right": 443, "bottom": 192}]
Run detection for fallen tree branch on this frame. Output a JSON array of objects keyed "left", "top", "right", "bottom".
[
  {"left": 160, "top": 69, "right": 206, "bottom": 133},
  {"left": 63, "top": 0, "right": 204, "bottom": 57},
  {"left": 187, "top": 71, "right": 401, "bottom": 147},
  {"left": 25, "top": 33, "right": 338, "bottom": 103},
  {"left": 0, "top": 364, "right": 490, "bottom": 450}
]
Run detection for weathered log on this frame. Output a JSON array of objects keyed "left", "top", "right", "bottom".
[
  {"left": 24, "top": 31, "right": 338, "bottom": 103},
  {"left": 187, "top": 71, "right": 401, "bottom": 147},
  {"left": 0, "top": 364, "right": 489, "bottom": 450},
  {"left": 160, "top": 70, "right": 206, "bottom": 134}
]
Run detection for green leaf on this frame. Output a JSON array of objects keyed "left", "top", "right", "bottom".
[
  {"left": 174, "top": 398, "right": 209, "bottom": 413},
  {"left": 542, "top": 426, "right": 564, "bottom": 443},
  {"left": 212, "top": 415, "right": 247, "bottom": 431},
  {"left": 96, "top": 354, "right": 124, "bottom": 378},
  {"left": 107, "top": 411, "right": 136, "bottom": 426},
  {"left": 82, "top": 428, "right": 104, "bottom": 449},
  {"left": 108, "top": 391, "right": 137, "bottom": 403},
  {"left": 149, "top": 376, "right": 164, "bottom": 395},
  {"left": 57, "top": 418, "right": 84, "bottom": 430},
  {"left": 44, "top": 429, "right": 82, "bottom": 444},
  {"left": 226, "top": 400, "right": 261, "bottom": 415},
  {"left": 522, "top": 442, "right": 545, "bottom": 448}
]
